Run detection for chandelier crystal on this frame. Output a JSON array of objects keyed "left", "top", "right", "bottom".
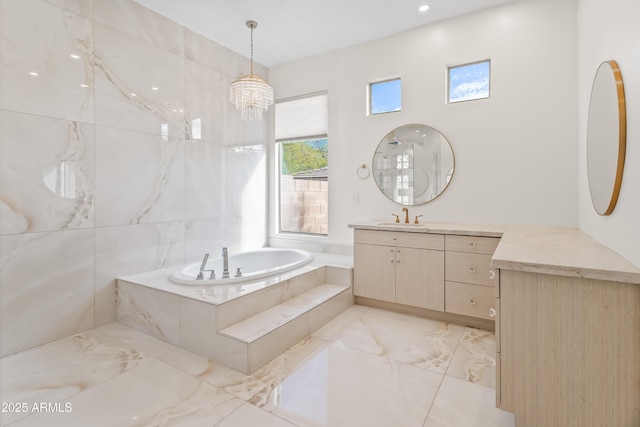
[{"left": 229, "top": 20, "right": 274, "bottom": 121}]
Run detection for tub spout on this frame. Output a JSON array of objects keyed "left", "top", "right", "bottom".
[
  {"left": 222, "top": 247, "right": 229, "bottom": 279},
  {"left": 197, "top": 253, "right": 210, "bottom": 280}
]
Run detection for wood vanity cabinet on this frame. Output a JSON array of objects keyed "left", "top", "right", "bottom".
[
  {"left": 444, "top": 235, "right": 500, "bottom": 320},
  {"left": 496, "top": 270, "right": 640, "bottom": 426},
  {"left": 353, "top": 229, "right": 445, "bottom": 311}
]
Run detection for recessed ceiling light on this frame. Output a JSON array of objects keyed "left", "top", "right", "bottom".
[
  {"left": 70, "top": 54, "right": 80, "bottom": 59},
  {"left": 80, "top": 84, "right": 89, "bottom": 88},
  {"left": 151, "top": 87, "right": 159, "bottom": 91},
  {"left": 29, "top": 71, "right": 39, "bottom": 76},
  {"left": 131, "top": 93, "right": 137, "bottom": 97},
  {"left": 419, "top": 4, "right": 430, "bottom": 12}
]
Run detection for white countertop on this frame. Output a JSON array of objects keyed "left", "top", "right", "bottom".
[{"left": 348, "top": 220, "right": 640, "bottom": 285}]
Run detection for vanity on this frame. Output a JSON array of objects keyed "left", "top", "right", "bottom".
[
  {"left": 352, "top": 223, "right": 500, "bottom": 330},
  {"left": 349, "top": 220, "right": 640, "bottom": 426}
]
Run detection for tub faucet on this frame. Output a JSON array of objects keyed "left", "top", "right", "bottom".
[
  {"left": 222, "top": 247, "right": 229, "bottom": 279},
  {"left": 197, "top": 253, "right": 210, "bottom": 280}
]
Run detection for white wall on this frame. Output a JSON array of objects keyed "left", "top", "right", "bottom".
[
  {"left": 578, "top": 0, "right": 640, "bottom": 267},
  {"left": 269, "top": 0, "right": 579, "bottom": 248}
]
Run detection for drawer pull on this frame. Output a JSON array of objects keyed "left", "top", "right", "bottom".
[
  {"left": 489, "top": 270, "right": 496, "bottom": 279},
  {"left": 469, "top": 267, "right": 476, "bottom": 273},
  {"left": 489, "top": 307, "right": 497, "bottom": 317},
  {"left": 469, "top": 299, "right": 476, "bottom": 305},
  {"left": 469, "top": 242, "right": 476, "bottom": 247}
]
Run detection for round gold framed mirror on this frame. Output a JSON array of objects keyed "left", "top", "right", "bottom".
[
  {"left": 372, "top": 124, "right": 454, "bottom": 206},
  {"left": 587, "top": 60, "right": 626, "bottom": 216}
]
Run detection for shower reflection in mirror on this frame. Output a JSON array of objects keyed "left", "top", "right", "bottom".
[{"left": 373, "top": 124, "right": 454, "bottom": 206}]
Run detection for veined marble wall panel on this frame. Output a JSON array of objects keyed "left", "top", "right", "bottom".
[
  {"left": 43, "top": 0, "right": 93, "bottom": 17},
  {"left": 0, "top": 110, "right": 95, "bottom": 234},
  {"left": 185, "top": 218, "right": 242, "bottom": 263},
  {"left": 223, "top": 144, "right": 267, "bottom": 218},
  {"left": 117, "top": 280, "right": 180, "bottom": 346},
  {"left": 0, "top": 229, "right": 95, "bottom": 357},
  {"left": 186, "top": 140, "right": 225, "bottom": 220},
  {"left": 95, "top": 221, "right": 185, "bottom": 326},
  {"left": 0, "top": 0, "right": 94, "bottom": 123},
  {"left": 0, "top": 0, "right": 268, "bottom": 356},
  {"left": 224, "top": 148, "right": 246, "bottom": 219},
  {"left": 94, "top": 0, "right": 184, "bottom": 56},
  {"left": 185, "top": 59, "right": 226, "bottom": 143},
  {"left": 243, "top": 214, "right": 267, "bottom": 249},
  {"left": 94, "top": 23, "right": 185, "bottom": 138},
  {"left": 240, "top": 143, "right": 267, "bottom": 216},
  {"left": 94, "top": 126, "right": 185, "bottom": 227},
  {"left": 184, "top": 29, "right": 245, "bottom": 78},
  {"left": 183, "top": 30, "right": 245, "bottom": 146}
]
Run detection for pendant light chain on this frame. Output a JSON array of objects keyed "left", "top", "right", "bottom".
[{"left": 250, "top": 24, "right": 254, "bottom": 75}]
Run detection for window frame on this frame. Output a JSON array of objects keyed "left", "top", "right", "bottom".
[
  {"left": 275, "top": 92, "right": 329, "bottom": 237},
  {"left": 447, "top": 59, "right": 491, "bottom": 104},
  {"left": 368, "top": 77, "right": 402, "bottom": 115}
]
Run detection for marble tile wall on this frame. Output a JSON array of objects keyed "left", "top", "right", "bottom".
[{"left": 0, "top": 0, "right": 268, "bottom": 357}]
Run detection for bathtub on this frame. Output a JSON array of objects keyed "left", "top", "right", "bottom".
[{"left": 169, "top": 248, "right": 313, "bottom": 285}]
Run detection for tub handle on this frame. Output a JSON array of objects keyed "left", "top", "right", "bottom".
[
  {"left": 204, "top": 269, "right": 216, "bottom": 279},
  {"left": 197, "top": 253, "right": 210, "bottom": 280},
  {"left": 235, "top": 267, "right": 245, "bottom": 278}
]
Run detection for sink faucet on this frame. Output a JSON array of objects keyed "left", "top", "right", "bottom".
[
  {"left": 222, "top": 247, "right": 229, "bottom": 279},
  {"left": 402, "top": 207, "right": 409, "bottom": 224}
]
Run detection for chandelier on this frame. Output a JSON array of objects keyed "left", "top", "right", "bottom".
[{"left": 229, "top": 20, "right": 274, "bottom": 121}]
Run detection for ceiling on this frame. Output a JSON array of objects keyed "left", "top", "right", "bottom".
[{"left": 133, "top": 0, "right": 518, "bottom": 67}]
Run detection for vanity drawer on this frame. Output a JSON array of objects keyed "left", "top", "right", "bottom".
[
  {"left": 445, "top": 235, "right": 500, "bottom": 255},
  {"left": 445, "top": 252, "right": 499, "bottom": 287},
  {"left": 445, "top": 281, "right": 495, "bottom": 320},
  {"left": 354, "top": 229, "right": 443, "bottom": 250}
]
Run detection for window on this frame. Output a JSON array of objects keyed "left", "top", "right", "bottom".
[
  {"left": 276, "top": 92, "right": 328, "bottom": 235},
  {"left": 369, "top": 78, "right": 401, "bottom": 115},
  {"left": 448, "top": 60, "right": 490, "bottom": 103}
]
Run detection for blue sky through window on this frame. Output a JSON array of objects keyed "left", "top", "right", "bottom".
[
  {"left": 449, "top": 60, "right": 490, "bottom": 103},
  {"left": 370, "top": 79, "right": 401, "bottom": 114}
]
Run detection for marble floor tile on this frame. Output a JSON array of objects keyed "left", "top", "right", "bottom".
[
  {"left": 311, "top": 304, "right": 369, "bottom": 341},
  {"left": 97, "top": 321, "right": 179, "bottom": 357},
  {"left": 330, "top": 307, "right": 465, "bottom": 373},
  {"left": 216, "top": 403, "right": 297, "bottom": 427},
  {"left": 160, "top": 336, "right": 327, "bottom": 401},
  {"left": 10, "top": 359, "right": 243, "bottom": 427},
  {"left": 250, "top": 342, "right": 443, "bottom": 427},
  {"left": 445, "top": 327, "right": 496, "bottom": 388},
  {"left": 1, "top": 305, "right": 512, "bottom": 427},
  {"left": 0, "top": 329, "right": 153, "bottom": 425},
  {"left": 423, "top": 376, "right": 516, "bottom": 427}
]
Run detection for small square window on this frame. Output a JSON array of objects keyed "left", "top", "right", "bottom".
[
  {"left": 448, "top": 60, "right": 490, "bottom": 103},
  {"left": 369, "top": 78, "right": 401, "bottom": 115}
]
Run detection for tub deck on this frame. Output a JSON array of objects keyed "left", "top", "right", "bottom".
[{"left": 116, "top": 251, "right": 354, "bottom": 374}]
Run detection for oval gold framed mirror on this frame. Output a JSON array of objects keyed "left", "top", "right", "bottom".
[
  {"left": 372, "top": 124, "right": 454, "bottom": 205},
  {"left": 587, "top": 60, "right": 626, "bottom": 216}
]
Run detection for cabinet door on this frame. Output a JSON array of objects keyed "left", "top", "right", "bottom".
[
  {"left": 395, "top": 247, "right": 444, "bottom": 311},
  {"left": 354, "top": 243, "right": 395, "bottom": 302}
]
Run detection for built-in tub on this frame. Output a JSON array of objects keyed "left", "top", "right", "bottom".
[{"left": 170, "top": 248, "right": 313, "bottom": 285}]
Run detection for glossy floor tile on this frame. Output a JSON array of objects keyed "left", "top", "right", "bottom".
[{"left": 0, "top": 305, "right": 515, "bottom": 427}]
